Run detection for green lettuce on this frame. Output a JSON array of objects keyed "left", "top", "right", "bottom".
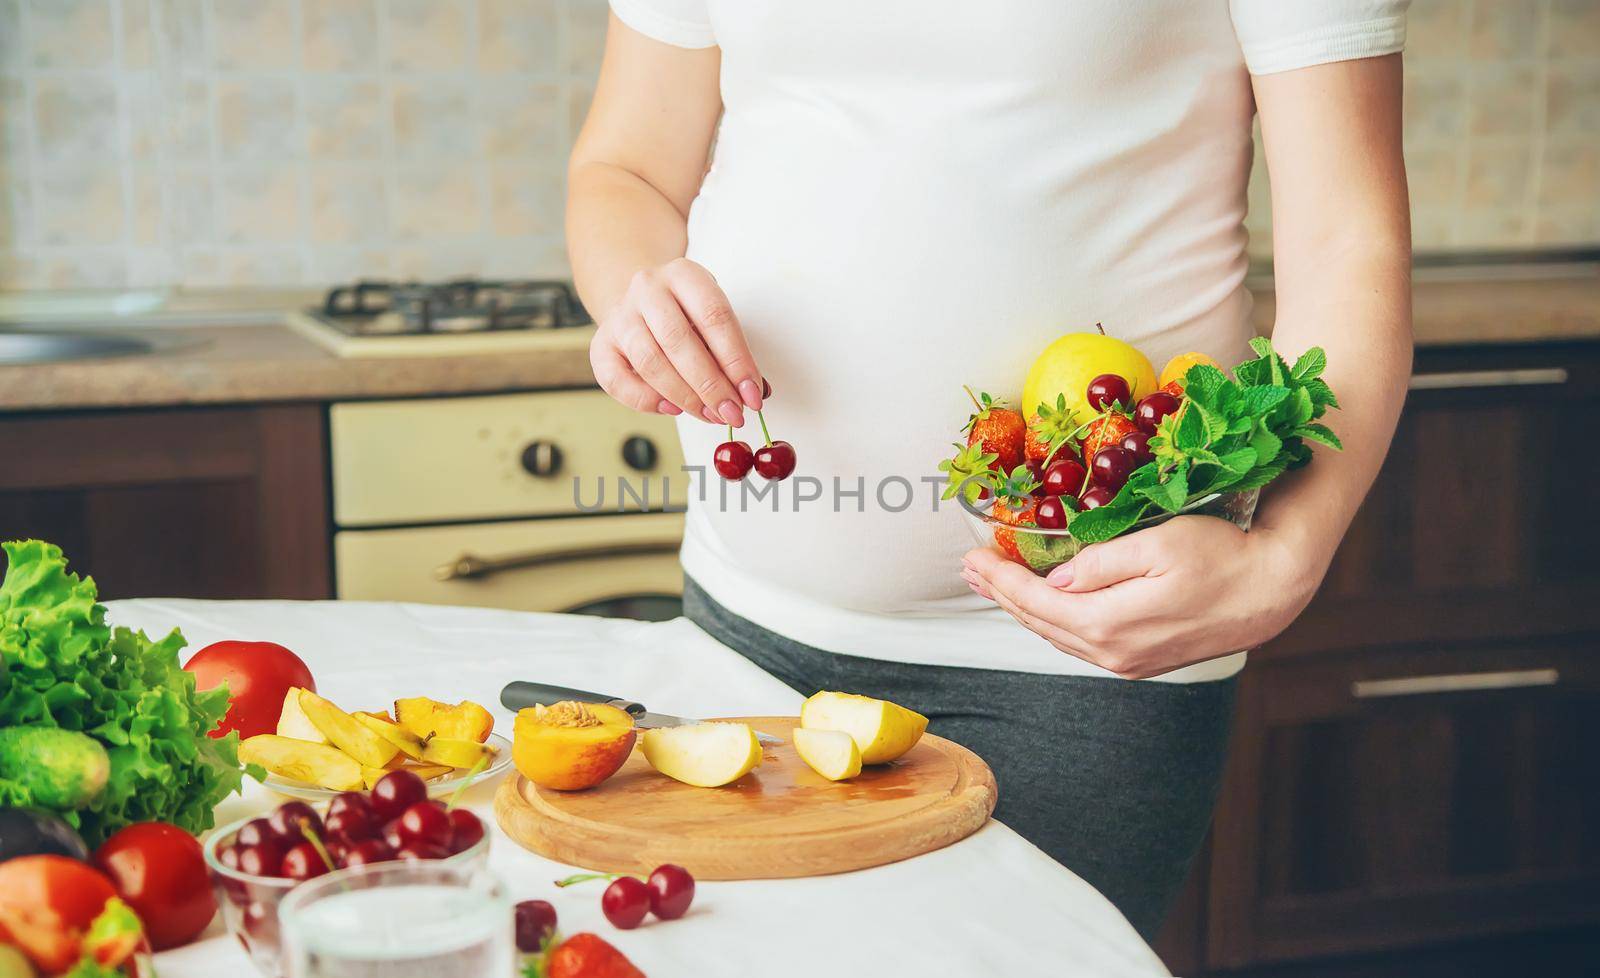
[{"left": 0, "top": 539, "right": 249, "bottom": 847}]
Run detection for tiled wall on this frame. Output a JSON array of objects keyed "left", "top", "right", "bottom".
[
  {"left": 1247, "top": 0, "right": 1600, "bottom": 257},
  {"left": 0, "top": 0, "right": 1596, "bottom": 290},
  {"left": 0, "top": 0, "right": 606, "bottom": 290}
]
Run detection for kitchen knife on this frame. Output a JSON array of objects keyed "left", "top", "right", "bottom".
[{"left": 500, "top": 681, "right": 782, "bottom": 745}]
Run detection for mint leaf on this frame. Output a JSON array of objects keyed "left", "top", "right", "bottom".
[
  {"left": 1291, "top": 347, "right": 1327, "bottom": 381},
  {"left": 1217, "top": 447, "right": 1258, "bottom": 474},
  {"left": 1294, "top": 423, "right": 1343, "bottom": 450},
  {"left": 1305, "top": 378, "right": 1339, "bottom": 411},
  {"left": 1232, "top": 385, "right": 1290, "bottom": 418},
  {"left": 1231, "top": 459, "right": 1288, "bottom": 491},
  {"left": 1183, "top": 364, "right": 1229, "bottom": 409},
  {"left": 1248, "top": 424, "right": 1282, "bottom": 462},
  {"left": 1066, "top": 501, "right": 1147, "bottom": 543},
  {"left": 1013, "top": 531, "right": 1080, "bottom": 573},
  {"left": 1175, "top": 402, "right": 1208, "bottom": 451},
  {"left": 1137, "top": 464, "right": 1189, "bottom": 512}
]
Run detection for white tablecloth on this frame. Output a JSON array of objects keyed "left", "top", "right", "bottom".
[{"left": 104, "top": 599, "right": 1167, "bottom": 977}]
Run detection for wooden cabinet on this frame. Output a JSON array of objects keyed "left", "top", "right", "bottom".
[
  {"left": 1178, "top": 343, "right": 1600, "bottom": 975},
  {"left": 0, "top": 405, "right": 331, "bottom": 600}
]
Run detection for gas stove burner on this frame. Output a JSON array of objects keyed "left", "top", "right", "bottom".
[{"left": 316, "top": 279, "right": 591, "bottom": 337}]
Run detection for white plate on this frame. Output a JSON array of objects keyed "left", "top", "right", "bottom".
[{"left": 262, "top": 732, "right": 513, "bottom": 803}]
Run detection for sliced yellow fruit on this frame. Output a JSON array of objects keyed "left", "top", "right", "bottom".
[
  {"left": 242, "top": 734, "right": 364, "bottom": 791},
  {"left": 420, "top": 736, "right": 499, "bottom": 769},
  {"left": 640, "top": 722, "right": 762, "bottom": 788},
  {"left": 792, "top": 727, "right": 862, "bottom": 781},
  {"left": 360, "top": 765, "right": 391, "bottom": 790},
  {"left": 394, "top": 697, "right": 495, "bottom": 743},
  {"left": 800, "top": 691, "right": 928, "bottom": 764},
  {"left": 354, "top": 712, "right": 427, "bottom": 761},
  {"left": 298, "top": 689, "right": 400, "bottom": 769},
  {"left": 276, "top": 686, "right": 328, "bottom": 744}
]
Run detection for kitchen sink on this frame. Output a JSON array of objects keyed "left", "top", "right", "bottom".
[{"left": 0, "top": 329, "right": 155, "bottom": 365}]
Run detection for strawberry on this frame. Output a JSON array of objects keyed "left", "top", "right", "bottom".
[
  {"left": 938, "top": 442, "right": 998, "bottom": 504},
  {"left": 1024, "top": 393, "right": 1082, "bottom": 465},
  {"left": 987, "top": 466, "right": 1041, "bottom": 563},
  {"left": 962, "top": 388, "right": 1026, "bottom": 474},
  {"left": 542, "top": 933, "right": 645, "bottom": 978},
  {"left": 1159, "top": 378, "right": 1185, "bottom": 399},
  {"left": 1081, "top": 413, "right": 1139, "bottom": 469}
]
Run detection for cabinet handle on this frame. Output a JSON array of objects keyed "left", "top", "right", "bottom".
[
  {"left": 434, "top": 541, "right": 681, "bottom": 581},
  {"left": 1351, "top": 668, "right": 1559, "bottom": 699},
  {"left": 1408, "top": 368, "right": 1568, "bottom": 391}
]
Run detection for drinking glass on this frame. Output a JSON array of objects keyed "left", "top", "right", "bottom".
[{"left": 277, "top": 861, "right": 512, "bottom": 978}]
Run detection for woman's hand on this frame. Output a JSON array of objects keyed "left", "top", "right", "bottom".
[
  {"left": 590, "top": 258, "right": 766, "bottom": 426},
  {"left": 961, "top": 517, "right": 1324, "bottom": 679}
]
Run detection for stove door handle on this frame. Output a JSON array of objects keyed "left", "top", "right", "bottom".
[{"left": 434, "top": 541, "right": 681, "bottom": 581}]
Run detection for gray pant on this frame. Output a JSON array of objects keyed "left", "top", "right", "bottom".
[{"left": 684, "top": 576, "right": 1236, "bottom": 940}]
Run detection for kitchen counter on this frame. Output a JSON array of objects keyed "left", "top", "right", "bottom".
[
  {"left": 104, "top": 598, "right": 1168, "bottom": 978},
  {"left": 3, "top": 267, "right": 1598, "bottom": 413}
]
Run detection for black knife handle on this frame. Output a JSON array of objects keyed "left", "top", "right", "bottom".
[{"left": 501, "top": 681, "right": 643, "bottom": 716}]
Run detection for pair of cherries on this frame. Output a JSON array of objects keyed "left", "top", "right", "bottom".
[{"left": 711, "top": 379, "right": 794, "bottom": 481}]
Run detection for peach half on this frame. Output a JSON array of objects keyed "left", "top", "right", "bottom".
[{"left": 512, "top": 701, "right": 637, "bottom": 791}]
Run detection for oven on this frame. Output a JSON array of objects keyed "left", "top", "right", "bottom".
[{"left": 330, "top": 389, "right": 687, "bottom": 621}]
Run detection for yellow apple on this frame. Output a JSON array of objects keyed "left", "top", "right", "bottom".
[
  {"left": 420, "top": 736, "right": 498, "bottom": 769},
  {"left": 354, "top": 711, "right": 427, "bottom": 761},
  {"left": 1021, "top": 330, "right": 1157, "bottom": 424},
  {"left": 276, "top": 686, "right": 328, "bottom": 744},
  {"left": 298, "top": 689, "right": 400, "bottom": 769},
  {"left": 800, "top": 691, "right": 928, "bottom": 765},
  {"left": 640, "top": 723, "right": 763, "bottom": 788},
  {"left": 792, "top": 727, "right": 862, "bottom": 781},
  {"left": 241, "top": 734, "right": 364, "bottom": 791}
]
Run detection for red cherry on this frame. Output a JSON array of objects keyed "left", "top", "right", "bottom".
[
  {"left": 753, "top": 440, "right": 797, "bottom": 481},
  {"left": 241, "top": 900, "right": 278, "bottom": 943},
  {"left": 446, "top": 809, "right": 485, "bottom": 854},
  {"left": 281, "top": 842, "right": 330, "bottom": 881},
  {"left": 1086, "top": 374, "right": 1131, "bottom": 412},
  {"left": 1041, "top": 459, "right": 1086, "bottom": 497},
  {"left": 1035, "top": 496, "right": 1069, "bottom": 530},
  {"left": 235, "top": 840, "right": 285, "bottom": 878},
  {"left": 369, "top": 770, "right": 428, "bottom": 822},
  {"left": 325, "top": 806, "right": 380, "bottom": 844},
  {"left": 398, "top": 801, "right": 452, "bottom": 848},
  {"left": 514, "top": 900, "right": 558, "bottom": 953},
  {"left": 647, "top": 864, "right": 695, "bottom": 920},
  {"left": 1120, "top": 430, "right": 1154, "bottom": 467},
  {"left": 339, "top": 839, "right": 395, "bottom": 869},
  {"left": 327, "top": 791, "right": 372, "bottom": 821},
  {"left": 382, "top": 819, "right": 404, "bottom": 851},
  {"left": 218, "top": 844, "right": 242, "bottom": 872},
  {"left": 269, "top": 801, "right": 322, "bottom": 844},
  {"left": 235, "top": 818, "right": 274, "bottom": 848},
  {"left": 1080, "top": 485, "right": 1115, "bottom": 509},
  {"left": 1090, "top": 445, "right": 1135, "bottom": 491},
  {"left": 601, "top": 876, "right": 652, "bottom": 930},
  {"left": 712, "top": 440, "right": 754, "bottom": 480},
  {"left": 1023, "top": 459, "right": 1046, "bottom": 496},
  {"left": 1133, "top": 392, "right": 1181, "bottom": 434}
]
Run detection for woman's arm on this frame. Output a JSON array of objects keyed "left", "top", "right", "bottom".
[
  {"left": 568, "top": 15, "right": 766, "bottom": 425},
  {"left": 963, "top": 54, "right": 1412, "bottom": 679}
]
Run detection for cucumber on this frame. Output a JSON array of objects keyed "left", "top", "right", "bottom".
[{"left": 0, "top": 727, "right": 111, "bottom": 810}]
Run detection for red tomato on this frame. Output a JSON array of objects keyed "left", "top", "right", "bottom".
[
  {"left": 184, "top": 640, "right": 315, "bottom": 739},
  {"left": 93, "top": 823, "right": 216, "bottom": 951},
  {"left": 0, "top": 855, "right": 120, "bottom": 972}
]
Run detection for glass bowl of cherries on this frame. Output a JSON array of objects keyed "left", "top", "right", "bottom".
[{"left": 203, "top": 769, "right": 489, "bottom": 978}]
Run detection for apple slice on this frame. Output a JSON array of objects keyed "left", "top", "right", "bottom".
[
  {"left": 403, "top": 763, "right": 456, "bottom": 781},
  {"left": 640, "top": 722, "right": 762, "bottom": 788},
  {"left": 792, "top": 727, "right": 862, "bottom": 781},
  {"left": 354, "top": 712, "right": 427, "bottom": 761},
  {"left": 298, "top": 689, "right": 400, "bottom": 769},
  {"left": 276, "top": 687, "right": 328, "bottom": 744},
  {"left": 241, "top": 734, "right": 364, "bottom": 791},
  {"left": 800, "top": 691, "right": 928, "bottom": 764},
  {"left": 420, "top": 736, "right": 498, "bottom": 769}
]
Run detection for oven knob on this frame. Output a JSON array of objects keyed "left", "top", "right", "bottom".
[
  {"left": 519, "top": 441, "right": 563, "bottom": 478},
  {"left": 621, "top": 435, "right": 658, "bottom": 472}
]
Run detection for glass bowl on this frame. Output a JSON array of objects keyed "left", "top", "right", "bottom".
[
  {"left": 957, "top": 478, "right": 1259, "bottom": 575},
  {"left": 261, "top": 733, "right": 512, "bottom": 802},
  {"left": 203, "top": 812, "right": 490, "bottom": 978}
]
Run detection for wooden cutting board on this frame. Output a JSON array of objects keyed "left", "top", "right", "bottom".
[{"left": 494, "top": 716, "right": 997, "bottom": 879}]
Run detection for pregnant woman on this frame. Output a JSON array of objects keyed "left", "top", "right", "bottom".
[{"left": 568, "top": 1, "right": 1413, "bottom": 939}]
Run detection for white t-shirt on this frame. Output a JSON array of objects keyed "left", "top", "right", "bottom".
[{"left": 610, "top": 0, "right": 1408, "bottom": 681}]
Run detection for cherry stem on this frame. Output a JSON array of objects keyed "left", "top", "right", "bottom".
[
  {"left": 726, "top": 424, "right": 733, "bottom": 442},
  {"left": 445, "top": 755, "right": 491, "bottom": 812},
  {"left": 756, "top": 410, "right": 773, "bottom": 447},
  {"left": 554, "top": 871, "right": 626, "bottom": 888},
  {"left": 299, "top": 817, "right": 337, "bottom": 873}
]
